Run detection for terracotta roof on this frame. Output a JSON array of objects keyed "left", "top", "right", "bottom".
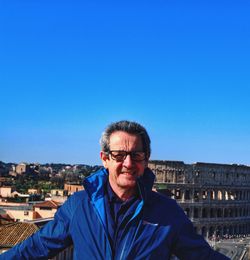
[
  {"left": 0, "top": 214, "right": 13, "bottom": 221},
  {"left": 0, "top": 222, "right": 38, "bottom": 247},
  {"left": 0, "top": 214, "right": 14, "bottom": 226},
  {"left": 34, "top": 200, "right": 61, "bottom": 209},
  {"left": 33, "top": 211, "right": 42, "bottom": 219}
]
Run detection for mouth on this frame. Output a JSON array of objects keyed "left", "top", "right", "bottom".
[{"left": 121, "top": 172, "right": 135, "bottom": 176}]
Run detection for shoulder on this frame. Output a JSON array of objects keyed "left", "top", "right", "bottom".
[
  {"left": 69, "top": 190, "right": 87, "bottom": 201},
  {"left": 56, "top": 190, "right": 88, "bottom": 217},
  {"left": 149, "top": 190, "right": 180, "bottom": 209},
  {"left": 65, "top": 190, "right": 88, "bottom": 206},
  {"left": 144, "top": 191, "right": 188, "bottom": 224}
]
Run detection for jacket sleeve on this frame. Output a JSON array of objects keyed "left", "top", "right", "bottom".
[
  {"left": 172, "top": 217, "right": 230, "bottom": 260},
  {"left": 0, "top": 195, "right": 77, "bottom": 260}
]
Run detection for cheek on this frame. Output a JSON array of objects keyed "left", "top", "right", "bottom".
[
  {"left": 137, "top": 164, "right": 146, "bottom": 176},
  {"left": 110, "top": 162, "right": 122, "bottom": 174}
]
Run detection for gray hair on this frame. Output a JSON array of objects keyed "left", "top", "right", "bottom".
[{"left": 100, "top": 120, "right": 151, "bottom": 158}]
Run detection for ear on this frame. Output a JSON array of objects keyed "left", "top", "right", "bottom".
[{"left": 100, "top": 151, "right": 109, "bottom": 168}]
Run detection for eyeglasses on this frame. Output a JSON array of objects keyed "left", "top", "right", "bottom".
[{"left": 108, "top": 150, "right": 146, "bottom": 162}]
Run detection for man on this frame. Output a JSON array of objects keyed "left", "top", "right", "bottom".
[{"left": 1, "top": 120, "right": 229, "bottom": 259}]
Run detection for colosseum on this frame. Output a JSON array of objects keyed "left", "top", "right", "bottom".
[{"left": 148, "top": 160, "right": 250, "bottom": 239}]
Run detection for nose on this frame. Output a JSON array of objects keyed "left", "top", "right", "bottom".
[{"left": 123, "top": 154, "right": 134, "bottom": 168}]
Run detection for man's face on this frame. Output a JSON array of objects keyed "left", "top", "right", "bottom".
[{"left": 101, "top": 131, "right": 148, "bottom": 193}]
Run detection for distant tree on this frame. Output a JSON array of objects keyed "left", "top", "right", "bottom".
[{"left": 50, "top": 176, "right": 64, "bottom": 189}]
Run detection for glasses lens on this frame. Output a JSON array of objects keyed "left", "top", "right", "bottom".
[
  {"left": 131, "top": 152, "right": 145, "bottom": 161},
  {"left": 109, "top": 151, "right": 145, "bottom": 162},
  {"left": 110, "top": 151, "right": 127, "bottom": 162}
]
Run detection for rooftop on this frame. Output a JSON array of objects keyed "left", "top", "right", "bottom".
[
  {"left": 0, "top": 222, "right": 38, "bottom": 248},
  {"left": 34, "top": 200, "right": 61, "bottom": 209}
]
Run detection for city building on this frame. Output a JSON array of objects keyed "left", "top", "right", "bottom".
[
  {"left": 28, "top": 189, "right": 41, "bottom": 195},
  {"left": 149, "top": 160, "right": 250, "bottom": 239},
  {"left": 64, "top": 183, "right": 84, "bottom": 195},
  {"left": 51, "top": 189, "right": 68, "bottom": 197},
  {"left": 33, "top": 200, "right": 61, "bottom": 218},
  {"left": 50, "top": 189, "right": 68, "bottom": 204},
  {"left": 0, "top": 200, "right": 61, "bottom": 222},
  {"left": 0, "top": 187, "right": 14, "bottom": 198},
  {"left": 0, "top": 202, "right": 34, "bottom": 222},
  {"left": 15, "top": 163, "right": 30, "bottom": 175}
]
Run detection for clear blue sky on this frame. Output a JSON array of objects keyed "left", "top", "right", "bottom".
[{"left": 1, "top": 0, "right": 250, "bottom": 166}]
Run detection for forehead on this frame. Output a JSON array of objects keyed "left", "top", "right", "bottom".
[{"left": 109, "top": 131, "right": 143, "bottom": 150}]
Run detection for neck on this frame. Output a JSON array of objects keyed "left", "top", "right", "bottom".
[{"left": 108, "top": 180, "right": 136, "bottom": 201}]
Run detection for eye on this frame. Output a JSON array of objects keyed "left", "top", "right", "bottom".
[
  {"left": 115, "top": 152, "right": 125, "bottom": 158},
  {"left": 110, "top": 151, "right": 126, "bottom": 161},
  {"left": 132, "top": 152, "right": 145, "bottom": 161}
]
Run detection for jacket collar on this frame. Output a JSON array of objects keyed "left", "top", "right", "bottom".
[
  {"left": 83, "top": 167, "right": 108, "bottom": 201},
  {"left": 137, "top": 167, "right": 155, "bottom": 203}
]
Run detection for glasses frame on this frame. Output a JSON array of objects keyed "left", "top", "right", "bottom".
[{"left": 108, "top": 150, "right": 146, "bottom": 162}]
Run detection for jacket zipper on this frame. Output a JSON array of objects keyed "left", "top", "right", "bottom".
[
  {"left": 118, "top": 203, "right": 143, "bottom": 260},
  {"left": 83, "top": 174, "right": 113, "bottom": 259},
  {"left": 91, "top": 200, "right": 114, "bottom": 259},
  {"left": 118, "top": 184, "right": 145, "bottom": 260}
]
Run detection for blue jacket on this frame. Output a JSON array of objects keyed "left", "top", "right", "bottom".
[{"left": 1, "top": 168, "right": 229, "bottom": 259}]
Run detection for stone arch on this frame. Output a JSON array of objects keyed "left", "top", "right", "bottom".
[
  {"left": 210, "top": 208, "right": 215, "bottom": 218},
  {"left": 217, "top": 208, "right": 222, "bottom": 218},
  {"left": 228, "top": 208, "right": 233, "bottom": 217},
  {"left": 202, "top": 208, "right": 208, "bottom": 218},
  {"left": 176, "top": 189, "right": 182, "bottom": 199},
  {"left": 235, "top": 208, "right": 238, "bottom": 217},
  {"left": 171, "top": 189, "right": 175, "bottom": 199},
  {"left": 194, "top": 190, "right": 200, "bottom": 201},
  {"left": 210, "top": 190, "right": 215, "bottom": 200},
  {"left": 202, "top": 190, "right": 208, "bottom": 200},
  {"left": 224, "top": 208, "right": 228, "bottom": 218},
  {"left": 218, "top": 190, "right": 223, "bottom": 200},
  {"left": 184, "top": 190, "right": 190, "bottom": 200},
  {"left": 225, "top": 190, "right": 229, "bottom": 200},
  {"left": 194, "top": 207, "right": 199, "bottom": 218}
]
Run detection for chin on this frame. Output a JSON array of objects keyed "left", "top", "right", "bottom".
[{"left": 119, "top": 180, "right": 137, "bottom": 189}]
